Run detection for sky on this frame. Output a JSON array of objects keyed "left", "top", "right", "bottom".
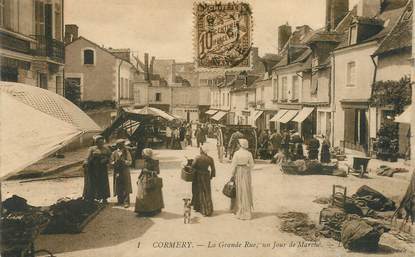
[{"left": 65, "top": 0, "right": 359, "bottom": 62}]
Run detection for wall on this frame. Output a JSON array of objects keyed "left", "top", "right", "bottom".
[
  {"left": 377, "top": 50, "right": 412, "bottom": 81},
  {"left": 302, "top": 68, "right": 330, "bottom": 104},
  {"left": 198, "top": 86, "right": 211, "bottom": 106},
  {"left": 333, "top": 42, "right": 377, "bottom": 147},
  {"left": 255, "top": 79, "right": 272, "bottom": 109},
  {"left": 148, "top": 86, "right": 172, "bottom": 106},
  {"left": 65, "top": 39, "right": 117, "bottom": 101},
  {"left": 134, "top": 81, "right": 149, "bottom": 106}
]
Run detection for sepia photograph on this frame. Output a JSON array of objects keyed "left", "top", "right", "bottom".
[{"left": 0, "top": 0, "right": 415, "bottom": 256}]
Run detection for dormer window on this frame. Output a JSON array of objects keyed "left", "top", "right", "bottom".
[{"left": 349, "top": 25, "right": 358, "bottom": 45}]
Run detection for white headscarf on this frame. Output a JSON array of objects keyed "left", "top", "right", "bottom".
[{"left": 239, "top": 138, "right": 249, "bottom": 149}]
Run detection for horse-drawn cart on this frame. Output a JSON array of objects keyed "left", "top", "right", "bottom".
[{"left": 215, "top": 124, "right": 258, "bottom": 161}]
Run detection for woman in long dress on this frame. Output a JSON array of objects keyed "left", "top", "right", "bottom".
[
  {"left": 191, "top": 145, "right": 216, "bottom": 216},
  {"left": 230, "top": 139, "right": 254, "bottom": 220},
  {"left": 320, "top": 136, "right": 331, "bottom": 163},
  {"left": 83, "top": 135, "right": 111, "bottom": 203},
  {"left": 111, "top": 139, "right": 133, "bottom": 208},
  {"left": 135, "top": 148, "right": 164, "bottom": 216}
]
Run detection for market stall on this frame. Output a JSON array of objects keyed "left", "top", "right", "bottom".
[{"left": 0, "top": 82, "right": 102, "bottom": 257}]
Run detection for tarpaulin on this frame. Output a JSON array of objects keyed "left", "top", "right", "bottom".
[{"left": 0, "top": 93, "right": 82, "bottom": 179}]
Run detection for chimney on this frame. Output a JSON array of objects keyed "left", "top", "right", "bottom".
[
  {"left": 357, "top": 0, "right": 381, "bottom": 17},
  {"left": 150, "top": 56, "right": 155, "bottom": 77},
  {"left": 278, "top": 23, "right": 292, "bottom": 53},
  {"left": 326, "top": 0, "right": 349, "bottom": 31},
  {"left": 144, "top": 53, "right": 149, "bottom": 81},
  {"left": 64, "top": 24, "right": 78, "bottom": 44}
]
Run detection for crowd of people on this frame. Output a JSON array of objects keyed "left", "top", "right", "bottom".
[
  {"left": 256, "top": 129, "right": 331, "bottom": 164},
  {"left": 82, "top": 122, "right": 256, "bottom": 221}
]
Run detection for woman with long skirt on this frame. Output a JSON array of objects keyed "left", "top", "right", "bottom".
[
  {"left": 320, "top": 135, "right": 331, "bottom": 163},
  {"left": 111, "top": 139, "right": 133, "bottom": 208},
  {"left": 135, "top": 148, "right": 164, "bottom": 216},
  {"left": 83, "top": 135, "right": 111, "bottom": 203},
  {"left": 191, "top": 145, "right": 216, "bottom": 216},
  {"left": 230, "top": 139, "right": 255, "bottom": 220}
]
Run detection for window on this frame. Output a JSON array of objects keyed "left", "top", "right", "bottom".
[
  {"left": 37, "top": 73, "right": 48, "bottom": 89},
  {"left": 245, "top": 93, "right": 249, "bottom": 109},
  {"left": 272, "top": 78, "right": 278, "bottom": 100},
  {"left": 261, "top": 87, "right": 264, "bottom": 102},
  {"left": 129, "top": 80, "right": 134, "bottom": 99},
  {"left": 136, "top": 89, "right": 140, "bottom": 103},
  {"left": 227, "top": 93, "right": 230, "bottom": 106},
  {"left": 346, "top": 61, "right": 356, "bottom": 86},
  {"left": 83, "top": 49, "right": 95, "bottom": 65},
  {"left": 56, "top": 75, "right": 63, "bottom": 95},
  {"left": 155, "top": 92, "right": 161, "bottom": 102},
  {"left": 222, "top": 93, "right": 225, "bottom": 106},
  {"left": 0, "top": 0, "right": 4, "bottom": 28},
  {"left": 281, "top": 77, "right": 287, "bottom": 100},
  {"left": 35, "top": 0, "right": 45, "bottom": 35},
  {"left": 54, "top": 4, "right": 62, "bottom": 40},
  {"left": 349, "top": 25, "right": 357, "bottom": 45},
  {"left": 120, "top": 78, "right": 124, "bottom": 99},
  {"left": 292, "top": 75, "right": 299, "bottom": 100}
]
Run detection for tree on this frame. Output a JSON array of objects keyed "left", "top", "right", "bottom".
[{"left": 64, "top": 79, "right": 81, "bottom": 106}]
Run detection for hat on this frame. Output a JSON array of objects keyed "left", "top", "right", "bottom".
[
  {"left": 239, "top": 139, "right": 249, "bottom": 149},
  {"left": 200, "top": 144, "right": 209, "bottom": 154},
  {"left": 142, "top": 148, "right": 154, "bottom": 158},
  {"left": 93, "top": 135, "right": 104, "bottom": 143}
]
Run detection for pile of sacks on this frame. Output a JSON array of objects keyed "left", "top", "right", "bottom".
[
  {"left": 319, "top": 185, "right": 395, "bottom": 252},
  {"left": 376, "top": 165, "right": 409, "bottom": 177}
]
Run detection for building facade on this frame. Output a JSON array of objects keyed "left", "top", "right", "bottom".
[
  {"left": 65, "top": 31, "right": 146, "bottom": 107},
  {"left": 0, "top": 0, "right": 65, "bottom": 94}
]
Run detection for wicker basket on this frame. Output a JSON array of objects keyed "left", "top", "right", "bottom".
[{"left": 181, "top": 166, "right": 193, "bottom": 182}]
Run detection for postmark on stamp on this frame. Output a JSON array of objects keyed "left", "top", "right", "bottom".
[{"left": 194, "top": 2, "right": 253, "bottom": 70}]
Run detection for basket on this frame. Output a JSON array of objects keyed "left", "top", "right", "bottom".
[{"left": 181, "top": 166, "right": 193, "bottom": 182}]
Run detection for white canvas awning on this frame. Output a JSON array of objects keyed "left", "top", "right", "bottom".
[
  {"left": 205, "top": 109, "right": 218, "bottom": 115},
  {"left": 211, "top": 111, "right": 227, "bottom": 121},
  {"left": 395, "top": 105, "right": 412, "bottom": 124},
  {"left": 279, "top": 110, "right": 298, "bottom": 124},
  {"left": 253, "top": 110, "right": 264, "bottom": 121},
  {"left": 292, "top": 107, "right": 314, "bottom": 123},
  {"left": 0, "top": 93, "right": 83, "bottom": 179},
  {"left": 270, "top": 110, "right": 288, "bottom": 122}
]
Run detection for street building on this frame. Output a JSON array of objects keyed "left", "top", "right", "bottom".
[
  {"left": 0, "top": 0, "right": 65, "bottom": 94},
  {"left": 332, "top": 0, "right": 410, "bottom": 154},
  {"left": 64, "top": 26, "right": 146, "bottom": 107}
]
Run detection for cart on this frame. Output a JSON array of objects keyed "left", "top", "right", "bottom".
[
  {"left": 215, "top": 124, "right": 258, "bottom": 160},
  {"left": 347, "top": 156, "right": 371, "bottom": 178}
]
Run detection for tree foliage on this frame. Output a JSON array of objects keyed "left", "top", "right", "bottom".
[
  {"left": 64, "top": 79, "right": 81, "bottom": 106},
  {"left": 369, "top": 76, "right": 411, "bottom": 114}
]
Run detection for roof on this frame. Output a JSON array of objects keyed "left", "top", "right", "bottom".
[
  {"left": 335, "top": 0, "right": 408, "bottom": 50},
  {"left": 66, "top": 36, "right": 144, "bottom": 73},
  {"left": 274, "top": 46, "right": 312, "bottom": 68},
  {"left": 229, "top": 75, "right": 259, "bottom": 92},
  {"left": 373, "top": 0, "right": 412, "bottom": 56}
]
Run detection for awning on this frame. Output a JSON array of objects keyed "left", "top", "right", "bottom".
[
  {"left": 292, "top": 107, "right": 314, "bottom": 123},
  {"left": 394, "top": 105, "right": 412, "bottom": 124},
  {"left": 253, "top": 110, "right": 264, "bottom": 121},
  {"left": 211, "top": 111, "right": 227, "bottom": 121},
  {"left": 205, "top": 109, "right": 218, "bottom": 115},
  {"left": 279, "top": 110, "right": 298, "bottom": 124},
  {"left": 270, "top": 110, "right": 288, "bottom": 122}
]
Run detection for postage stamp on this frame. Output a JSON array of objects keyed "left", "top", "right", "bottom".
[{"left": 194, "top": 2, "right": 253, "bottom": 71}]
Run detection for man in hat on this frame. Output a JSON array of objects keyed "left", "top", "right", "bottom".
[{"left": 111, "top": 139, "right": 132, "bottom": 207}]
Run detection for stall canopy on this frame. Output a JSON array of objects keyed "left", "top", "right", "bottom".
[
  {"left": 253, "top": 110, "right": 264, "bottom": 121},
  {"left": 126, "top": 106, "right": 175, "bottom": 121},
  {"left": 279, "top": 110, "right": 298, "bottom": 124},
  {"left": 211, "top": 111, "right": 227, "bottom": 121},
  {"left": 205, "top": 109, "right": 218, "bottom": 115},
  {"left": 394, "top": 105, "right": 412, "bottom": 124},
  {"left": 270, "top": 110, "right": 288, "bottom": 122},
  {"left": 0, "top": 82, "right": 101, "bottom": 179},
  {"left": 292, "top": 107, "right": 314, "bottom": 123}
]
